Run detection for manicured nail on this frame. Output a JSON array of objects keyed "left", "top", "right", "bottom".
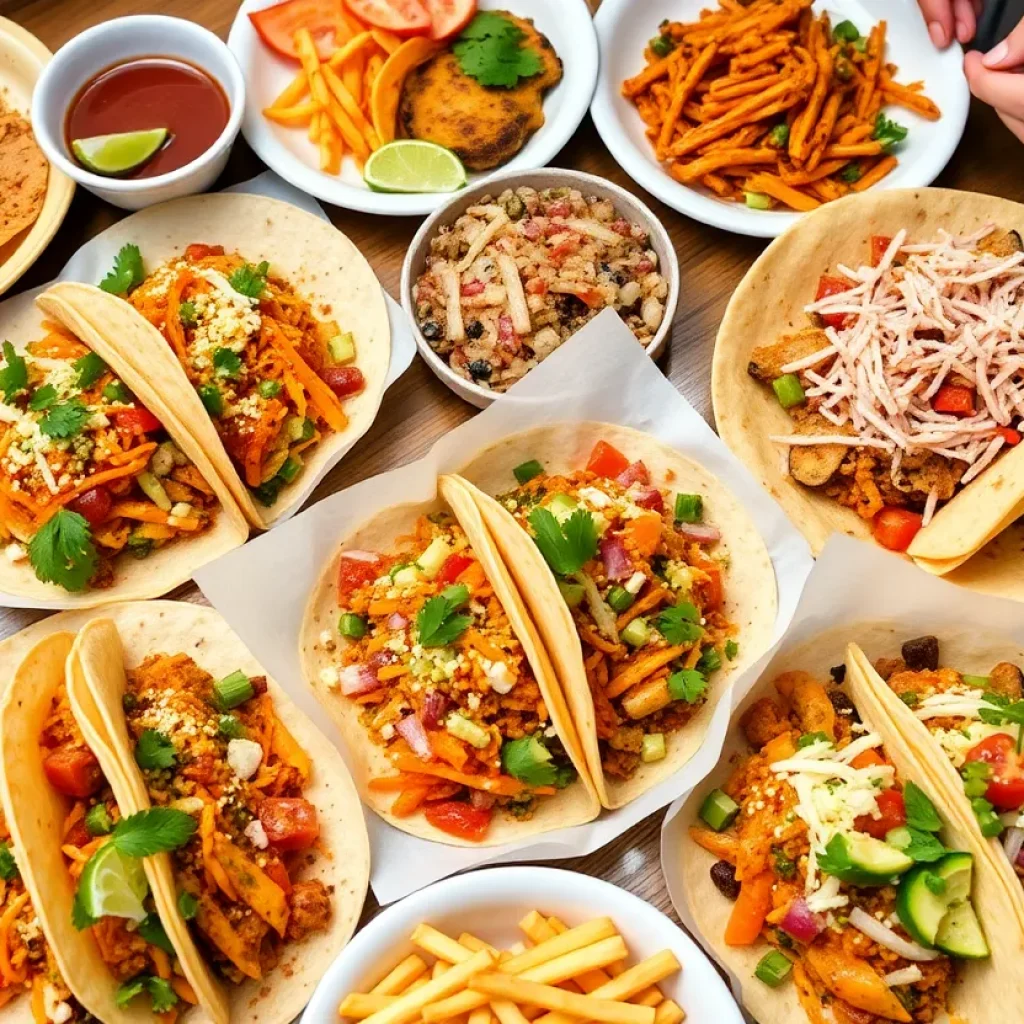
[
  {"left": 928, "top": 20, "right": 946, "bottom": 47},
  {"left": 983, "top": 40, "right": 1008, "bottom": 67}
]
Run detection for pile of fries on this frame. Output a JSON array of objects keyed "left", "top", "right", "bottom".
[
  {"left": 339, "top": 914, "right": 686, "bottom": 1024},
  {"left": 622, "top": 0, "right": 941, "bottom": 211}
]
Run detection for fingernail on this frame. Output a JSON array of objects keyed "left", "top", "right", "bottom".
[
  {"left": 983, "top": 40, "right": 1008, "bottom": 66},
  {"left": 956, "top": 19, "right": 972, "bottom": 43},
  {"left": 928, "top": 20, "right": 946, "bottom": 47}
]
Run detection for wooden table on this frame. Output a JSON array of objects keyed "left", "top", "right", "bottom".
[{"left": 3, "top": 0, "right": 1023, "bottom": 931}]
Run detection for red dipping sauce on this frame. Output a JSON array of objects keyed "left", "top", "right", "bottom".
[{"left": 65, "top": 57, "right": 230, "bottom": 179}]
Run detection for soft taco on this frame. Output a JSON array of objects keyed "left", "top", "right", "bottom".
[
  {"left": 0, "top": 287, "right": 247, "bottom": 606},
  {"left": 300, "top": 475, "right": 600, "bottom": 845},
  {"left": 714, "top": 187, "right": 1024, "bottom": 600},
  {"left": 680, "top": 638, "right": 1024, "bottom": 1024},
  {"left": 448, "top": 422, "right": 776, "bottom": 809},
  {"left": 47, "top": 192, "right": 392, "bottom": 529}
]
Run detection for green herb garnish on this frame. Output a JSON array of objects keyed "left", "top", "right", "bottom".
[
  {"left": 100, "top": 244, "right": 145, "bottom": 295},
  {"left": 452, "top": 12, "right": 544, "bottom": 89},
  {"left": 28, "top": 509, "right": 97, "bottom": 592}
]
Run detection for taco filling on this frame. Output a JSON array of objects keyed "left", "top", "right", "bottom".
[
  {"left": 494, "top": 438, "right": 734, "bottom": 782},
  {"left": 0, "top": 321, "right": 221, "bottom": 593},
  {"left": 690, "top": 670, "right": 990, "bottom": 1024},
  {"left": 116, "top": 242, "right": 366, "bottom": 507},
  {"left": 748, "top": 226, "right": 1024, "bottom": 553},
  {"left": 869, "top": 635, "right": 1024, "bottom": 881},
  {"left": 324, "top": 513, "right": 578, "bottom": 842}
]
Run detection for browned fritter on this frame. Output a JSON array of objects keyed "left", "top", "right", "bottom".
[{"left": 0, "top": 110, "right": 47, "bottom": 248}]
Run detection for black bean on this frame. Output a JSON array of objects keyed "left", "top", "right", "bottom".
[
  {"left": 420, "top": 320, "right": 441, "bottom": 341},
  {"left": 465, "top": 320, "right": 484, "bottom": 340},
  {"left": 828, "top": 687, "right": 858, "bottom": 721},
  {"left": 468, "top": 359, "right": 492, "bottom": 381},
  {"left": 901, "top": 636, "right": 939, "bottom": 671},
  {"left": 710, "top": 860, "right": 740, "bottom": 900},
  {"left": 829, "top": 664, "right": 846, "bottom": 684}
]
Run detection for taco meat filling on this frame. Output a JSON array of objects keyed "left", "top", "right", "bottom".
[
  {"left": 691, "top": 669, "right": 990, "bottom": 1024},
  {"left": 323, "top": 513, "right": 578, "bottom": 842},
  {"left": 119, "top": 653, "right": 332, "bottom": 983},
  {"left": 126, "top": 243, "right": 366, "bottom": 507},
  {"left": 748, "top": 226, "right": 1024, "bottom": 553},
  {"left": 872, "top": 635, "right": 1024, "bottom": 881},
  {"left": 497, "top": 439, "right": 735, "bottom": 781},
  {"left": 0, "top": 322, "right": 219, "bottom": 593}
]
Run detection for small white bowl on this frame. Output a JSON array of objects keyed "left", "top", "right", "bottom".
[
  {"left": 32, "top": 16, "right": 245, "bottom": 211},
  {"left": 301, "top": 866, "right": 744, "bottom": 1024},
  {"left": 401, "top": 168, "right": 680, "bottom": 408}
]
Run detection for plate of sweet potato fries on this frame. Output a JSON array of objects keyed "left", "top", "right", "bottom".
[{"left": 590, "top": 0, "right": 969, "bottom": 238}]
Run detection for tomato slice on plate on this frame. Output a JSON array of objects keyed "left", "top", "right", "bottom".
[
  {"left": 250, "top": 0, "right": 350, "bottom": 61},
  {"left": 423, "top": 0, "right": 476, "bottom": 39},
  {"left": 343, "top": 0, "right": 432, "bottom": 36}
]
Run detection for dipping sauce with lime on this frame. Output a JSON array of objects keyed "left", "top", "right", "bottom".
[{"left": 65, "top": 57, "right": 230, "bottom": 178}]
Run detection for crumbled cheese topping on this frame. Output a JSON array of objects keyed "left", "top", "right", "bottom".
[{"left": 226, "top": 738, "right": 263, "bottom": 780}]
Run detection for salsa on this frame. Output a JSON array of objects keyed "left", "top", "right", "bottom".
[{"left": 65, "top": 57, "right": 229, "bottom": 179}]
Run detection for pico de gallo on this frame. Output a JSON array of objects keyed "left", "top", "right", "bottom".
[
  {"left": 690, "top": 668, "right": 989, "bottom": 1024},
  {"left": 747, "top": 226, "right": 1024, "bottom": 553},
  {"left": 494, "top": 438, "right": 735, "bottom": 782},
  {"left": 0, "top": 322, "right": 221, "bottom": 593},
  {"left": 108, "top": 242, "right": 366, "bottom": 508},
  {"left": 320, "top": 512, "right": 578, "bottom": 842}
]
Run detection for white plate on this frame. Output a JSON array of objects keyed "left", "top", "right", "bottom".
[
  {"left": 228, "top": 0, "right": 599, "bottom": 217},
  {"left": 301, "top": 866, "right": 744, "bottom": 1024},
  {"left": 590, "top": 0, "right": 970, "bottom": 239}
]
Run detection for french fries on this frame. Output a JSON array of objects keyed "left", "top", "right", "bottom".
[
  {"left": 622, "top": 0, "right": 941, "bottom": 210},
  {"left": 339, "top": 913, "right": 685, "bottom": 1024}
]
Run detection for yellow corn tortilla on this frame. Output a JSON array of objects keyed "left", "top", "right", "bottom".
[{"left": 449, "top": 421, "right": 777, "bottom": 809}]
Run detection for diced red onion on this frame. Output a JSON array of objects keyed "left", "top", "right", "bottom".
[
  {"left": 779, "top": 898, "right": 824, "bottom": 943},
  {"left": 848, "top": 907, "right": 940, "bottom": 961},
  {"left": 388, "top": 612, "right": 409, "bottom": 630},
  {"left": 616, "top": 461, "right": 650, "bottom": 487},
  {"left": 633, "top": 486, "right": 664, "bottom": 512},
  {"left": 340, "top": 665, "right": 380, "bottom": 696},
  {"left": 677, "top": 522, "right": 722, "bottom": 544},
  {"left": 600, "top": 535, "right": 632, "bottom": 581},
  {"left": 470, "top": 790, "right": 496, "bottom": 811},
  {"left": 368, "top": 650, "right": 398, "bottom": 673},
  {"left": 342, "top": 550, "right": 379, "bottom": 563},
  {"left": 421, "top": 691, "right": 451, "bottom": 730},
  {"left": 1005, "top": 826, "right": 1024, "bottom": 864},
  {"left": 396, "top": 715, "right": 433, "bottom": 760},
  {"left": 522, "top": 220, "right": 542, "bottom": 241}
]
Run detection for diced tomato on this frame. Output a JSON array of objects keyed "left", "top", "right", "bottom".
[
  {"left": 497, "top": 315, "right": 514, "bottom": 343},
  {"left": 633, "top": 486, "right": 664, "bottom": 513},
  {"left": 263, "top": 858, "right": 293, "bottom": 895},
  {"left": 575, "top": 287, "right": 605, "bottom": 309},
  {"left": 610, "top": 219, "right": 632, "bottom": 237},
  {"left": 549, "top": 238, "right": 580, "bottom": 262},
  {"left": 964, "top": 733, "right": 1024, "bottom": 810},
  {"left": 337, "top": 553, "right": 381, "bottom": 599},
  {"left": 870, "top": 235, "right": 892, "bottom": 266},
  {"left": 546, "top": 200, "right": 571, "bottom": 218},
  {"left": 461, "top": 279, "right": 485, "bottom": 297},
  {"left": 998, "top": 426, "right": 1022, "bottom": 446},
  {"left": 872, "top": 507, "right": 923, "bottom": 553},
  {"left": 64, "top": 819, "right": 92, "bottom": 849},
  {"left": 114, "top": 406, "right": 162, "bottom": 434},
  {"left": 437, "top": 553, "right": 473, "bottom": 585},
  {"left": 321, "top": 366, "right": 366, "bottom": 399},
  {"left": 525, "top": 277, "right": 548, "bottom": 295},
  {"left": 183, "top": 244, "right": 225, "bottom": 261},
  {"left": 259, "top": 797, "right": 321, "bottom": 851},
  {"left": 422, "top": 800, "right": 492, "bottom": 841},
  {"left": 422, "top": 0, "right": 476, "bottom": 39},
  {"left": 68, "top": 486, "right": 113, "bottom": 528},
  {"left": 586, "top": 440, "right": 630, "bottom": 479},
  {"left": 249, "top": 0, "right": 350, "bottom": 60},
  {"left": 815, "top": 275, "right": 852, "bottom": 330},
  {"left": 43, "top": 746, "right": 104, "bottom": 798},
  {"left": 932, "top": 384, "right": 976, "bottom": 417},
  {"left": 343, "top": 0, "right": 431, "bottom": 35},
  {"left": 855, "top": 788, "right": 906, "bottom": 839}
]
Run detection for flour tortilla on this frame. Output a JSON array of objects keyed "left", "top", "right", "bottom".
[
  {"left": 0, "top": 289, "right": 248, "bottom": 607},
  {"left": 676, "top": 631, "right": 1024, "bottom": 1024},
  {"left": 713, "top": 187, "right": 1024, "bottom": 600},
  {"left": 299, "top": 476, "right": 601, "bottom": 845},
  {"left": 65, "top": 604, "right": 370, "bottom": 1024},
  {"left": 45, "top": 192, "right": 392, "bottom": 529},
  {"left": 450, "top": 421, "right": 777, "bottom": 809}
]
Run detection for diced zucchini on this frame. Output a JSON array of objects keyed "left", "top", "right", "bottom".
[
  {"left": 329, "top": 332, "right": 356, "bottom": 364},
  {"left": 282, "top": 415, "right": 307, "bottom": 443},
  {"left": 699, "top": 788, "right": 739, "bottom": 831},
  {"left": 418, "top": 537, "right": 451, "bottom": 579},
  {"left": 547, "top": 493, "right": 579, "bottom": 524},
  {"left": 446, "top": 713, "right": 490, "bottom": 749},
  {"left": 641, "top": 733, "right": 666, "bottom": 763},
  {"left": 392, "top": 565, "right": 422, "bottom": 586},
  {"left": 137, "top": 471, "right": 171, "bottom": 512},
  {"left": 621, "top": 617, "right": 650, "bottom": 647},
  {"left": 607, "top": 586, "right": 635, "bottom": 612}
]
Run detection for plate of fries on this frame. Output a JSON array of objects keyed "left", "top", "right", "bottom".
[
  {"left": 302, "top": 866, "right": 742, "bottom": 1024},
  {"left": 590, "top": 0, "right": 969, "bottom": 238}
]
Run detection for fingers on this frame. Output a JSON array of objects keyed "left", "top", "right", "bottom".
[
  {"left": 918, "top": 0, "right": 956, "bottom": 47},
  {"left": 964, "top": 50, "right": 1024, "bottom": 123},
  {"left": 996, "top": 109, "right": 1024, "bottom": 145},
  {"left": 952, "top": 0, "right": 978, "bottom": 43},
  {"left": 983, "top": 18, "right": 1024, "bottom": 69}
]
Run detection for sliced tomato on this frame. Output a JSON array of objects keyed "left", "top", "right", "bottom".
[
  {"left": 870, "top": 235, "right": 892, "bottom": 266},
  {"left": 586, "top": 440, "right": 630, "bottom": 479},
  {"left": 815, "top": 274, "right": 852, "bottom": 330},
  {"left": 998, "top": 426, "right": 1021, "bottom": 446},
  {"left": 68, "top": 486, "right": 113, "bottom": 528},
  {"left": 250, "top": 0, "right": 349, "bottom": 61},
  {"left": 855, "top": 788, "right": 905, "bottom": 839},
  {"left": 183, "top": 244, "right": 225, "bottom": 261},
  {"left": 964, "top": 733, "right": 1024, "bottom": 810},
  {"left": 437, "top": 553, "right": 473, "bottom": 585},
  {"left": 259, "top": 797, "right": 321, "bottom": 851},
  {"left": 43, "top": 745, "right": 105, "bottom": 798},
  {"left": 423, "top": 0, "right": 476, "bottom": 39},
  {"left": 932, "top": 384, "right": 976, "bottom": 418},
  {"left": 343, "top": 0, "right": 431, "bottom": 35},
  {"left": 337, "top": 553, "right": 381, "bottom": 599},
  {"left": 422, "top": 799, "right": 491, "bottom": 841},
  {"left": 114, "top": 407, "right": 162, "bottom": 434},
  {"left": 872, "top": 506, "right": 923, "bottom": 553}
]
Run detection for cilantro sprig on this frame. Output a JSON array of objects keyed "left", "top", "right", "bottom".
[
  {"left": 100, "top": 244, "right": 145, "bottom": 295},
  {"left": 501, "top": 735, "right": 575, "bottom": 788},
  {"left": 213, "top": 348, "right": 243, "bottom": 379},
  {"left": 873, "top": 113, "right": 908, "bottom": 151},
  {"left": 116, "top": 975, "right": 179, "bottom": 1014},
  {"left": 0, "top": 842, "right": 18, "bottom": 881},
  {"left": 528, "top": 506, "right": 598, "bottom": 577},
  {"left": 453, "top": 12, "right": 544, "bottom": 89},
  {"left": 28, "top": 509, "right": 97, "bottom": 593},
  {"left": 110, "top": 808, "right": 197, "bottom": 858},
  {"left": 40, "top": 398, "right": 90, "bottom": 439},
  {"left": 0, "top": 342, "right": 27, "bottom": 403},
  {"left": 229, "top": 261, "right": 270, "bottom": 299},
  {"left": 28, "top": 385, "right": 57, "bottom": 411},
  {"left": 979, "top": 692, "right": 1024, "bottom": 752},
  {"left": 657, "top": 602, "right": 704, "bottom": 646},
  {"left": 417, "top": 583, "right": 472, "bottom": 648},
  {"left": 135, "top": 729, "right": 177, "bottom": 771}
]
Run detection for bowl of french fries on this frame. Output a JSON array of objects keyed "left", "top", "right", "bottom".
[{"left": 301, "top": 866, "right": 743, "bottom": 1024}]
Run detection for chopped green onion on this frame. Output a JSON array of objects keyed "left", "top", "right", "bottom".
[
  {"left": 725, "top": 639, "right": 739, "bottom": 660},
  {"left": 772, "top": 373, "right": 806, "bottom": 409},
  {"left": 768, "top": 123, "right": 789, "bottom": 147},
  {"left": 217, "top": 715, "right": 246, "bottom": 739},
  {"left": 832, "top": 19, "right": 860, "bottom": 42},
  {"left": 621, "top": 618, "right": 650, "bottom": 648},
  {"left": 299, "top": 418, "right": 315, "bottom": 442},
  {"left": 641, "top": 734, "right": 666, "bottom": 763},
  {"left": 699, "top": 788, "right": 739, "bottom": 831},
  {"left": 338, "top": 613, "right": 367, "bottom": 639},
  {"left": 278, "top": 457, "right": 301, "bottom": 484},
  {"left": 674, "top": 493, "right": 703, "bottom": 523},
  {"left": 214, "top": 670, "right": 254, "bottom": 710},
  {"left": 607, "top": 586, "right": 635, "bottom": 613},
  {"left": 650, "top": 34, "right": 674, "bottom": 57},
  {"left": 197, "top": 383, "right": 223, "bottom": 418},
  {"left": 513, "top": 459, "right": 544, "bottom": 485},
  {"left": 85, "top": 803, "right": 113, "bottom": 836},
  {"left": 744, "top": 192, "right": 772, "bottom": 210},
  {"left": 103, "top": 381, "right": 131, "bottom": 404},
  {"left": 755, "top": 950, "right": 793, "bottom": 987},
  {"left": 258, "top": 379, "right": 282, "bottom": 399}
]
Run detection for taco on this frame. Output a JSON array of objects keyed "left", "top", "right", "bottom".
[
  {"left": 0, "top": 288, "right": 247, "bottom": 605},
  {"left": 66, "top": 606, "right": 369, "bottom": 1024},
  {"left": 300, "top": 475, "right": 600, "bottom": 845},
  {"left": 46, "top": 193, "right": 391, "bottom": 530},
  {"left": 448, "top": 422, "right": 776, "bottom": 808},
  {"left": 714, "top": 188, "right": 1024, "bottom": 599},
  {"left": 680, "top": 641, "right": 1024, "bottom": 1024}
]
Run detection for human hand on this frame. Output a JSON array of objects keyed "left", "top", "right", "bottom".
[
  {"left": 918, "top": 0, "right": 983, "bottom": 47},
  {"left": 965, "top": 20, "right": 1024, "bottom": 144}
]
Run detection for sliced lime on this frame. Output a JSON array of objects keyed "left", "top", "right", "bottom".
[
  {"left": 71, "top": 128, "right": 170, "bottom": 177},
  {"left": 77, "top": 841, "right": 148, "bottom": 922},
  {"left": 364, "top": 140, "right": 467, "bottom": 194}
]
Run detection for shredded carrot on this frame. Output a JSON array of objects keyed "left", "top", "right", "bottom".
[
  {"left": 265, "top": 321, "right": 348, "bottom": 432},
  {"left": 463, "top": 629, "right": 504, "bottom": 662},
  {"left": 377, "top": 664, "right": 410, "bottom": 681},
  {"left": 368, "top": 772, "right": 439, "bottom": 793},
  {"left": 171, "top": 977, "right": 198, "bottom": 1004},
  {"left": 389, "top": 754, "right": 553, "bottom": 796},
  {"left": 368, "top": 599, "right": 401, "bottom": 616},
  {"left": 165, "top": 271, "right": 194, "bottom": 366},
  {"left": 391, "top": 785, "right": 431, "bottom": 817},
  {"left": 0, "top": 891, "right": 29, "bottom": 985}
]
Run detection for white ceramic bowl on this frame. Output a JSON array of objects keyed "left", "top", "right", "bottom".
[
  {"left": 228, "top": 0, "right": 600, "bottom": 216},
  {"left": 32, "top": 16, "right": 245, "bottom": 210},
  {"left": 301, "top": 866, "right": 743, "bottom": 1024},
  {"left": 401, "top": 168, "right": 680, "bottom": 408},
  {"left": 591, "top": 0, "right": 970, "bottom": 239}
]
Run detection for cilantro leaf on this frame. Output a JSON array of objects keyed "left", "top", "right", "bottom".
[
  {"left": 213, "top": 347, "right": 242, "bottom": 380},
  {"left": 0, "top": 341, "right": 27, "bottom": 402},
  {"left": 840, "top": 162, "right": 862, "bottom": 183},
  {"left": 112, "top": 808, "right": 197, "bottom": 858},
  {"left": 902, "top": 827, "right": 947, "bottom": 863},
  {"left": 134, "top": 729, "right": 176, "bottom": 771},
  {"left": 725, "top": 639, "right": 739, "bottom": 660},
  {"left": 0, "top": 842, "right": 18, "bottom": 881},
  {"left": 501, "top": 735, "right": 575, "bottom": 788},
  {"left": 797, "top": 731, "right": 831, "bottom": 749},
  {"left": 657, "top": 602, "right": 704, "bottom": 646},
  {"left": 28, "top": 509, "right": 97, "bottom": 593},
  {"left": 228, "top": 261, "right": 270, "bottom": 299},
  {"left": 667, "top": 668, "right": 707, "bottom": 704},
  {"left": 417, "top": 583, "right": 472, "bottom": 648},
  {"left": 696, "top": 646, "right": 722, "bottom": 675},
  {"left": 902, "top": 781, "right": 942, "bottom": 833},
  {"left": 816, "top": 834, "right": 852, "bottom": 878},
  {"left": 115, "top": 978, "right": 146, "bottom": 1009},
  {"left": 453, "top": 12, "right": 544, "bottom": 89},
  {"left": 71, "top": 890, "right": 96, "bottom": 930},
  {"left": 100, "top": 244, "right": 145, "bottom": 295},
  {"left": 873, "top": 113, "right": 908, "bottom": 151},
  {"left": 178, "top": 890, "right": 199, "bottom": 920},
  {"left": 459, "top": 10, "right": 517, "bottom": 40},
  {"left": 528, "top": 506, "right": 598, "bottom": 576},
  {"left": 40, "top": 398, "right": 90, "bottom": 439},
  {"left": 138, "top": 912, "right": 175, "bottom": 954},
  {"left": 178, "top": 301, "right": 197, "bottom": 328},
  {"left": 75, "top": 352, "right": 107, "bottom": 390},
  {"left": 146, "top": 977, "right": 179, "bottom": 1014},
  {"left": 29, "top": 385, "right": 57, "bottom": 411}
]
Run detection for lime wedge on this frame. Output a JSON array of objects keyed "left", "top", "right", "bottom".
[
  {"left": 364, "top": 141, "right": 467, "bottom": 194},
  {"left": 71, "top": 128, "right": 170, "bottom": 177},
  {"left": 77, "top": 841, "right": 148, "bottom": 922}
]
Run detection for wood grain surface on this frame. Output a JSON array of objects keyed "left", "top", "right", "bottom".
[{"left": 1, "top": 0, "right": 1022, "bottom": 932}]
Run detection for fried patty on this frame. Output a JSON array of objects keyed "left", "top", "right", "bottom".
[{"left": 0, "top": 110, "right": 47, "bottom": 249}]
